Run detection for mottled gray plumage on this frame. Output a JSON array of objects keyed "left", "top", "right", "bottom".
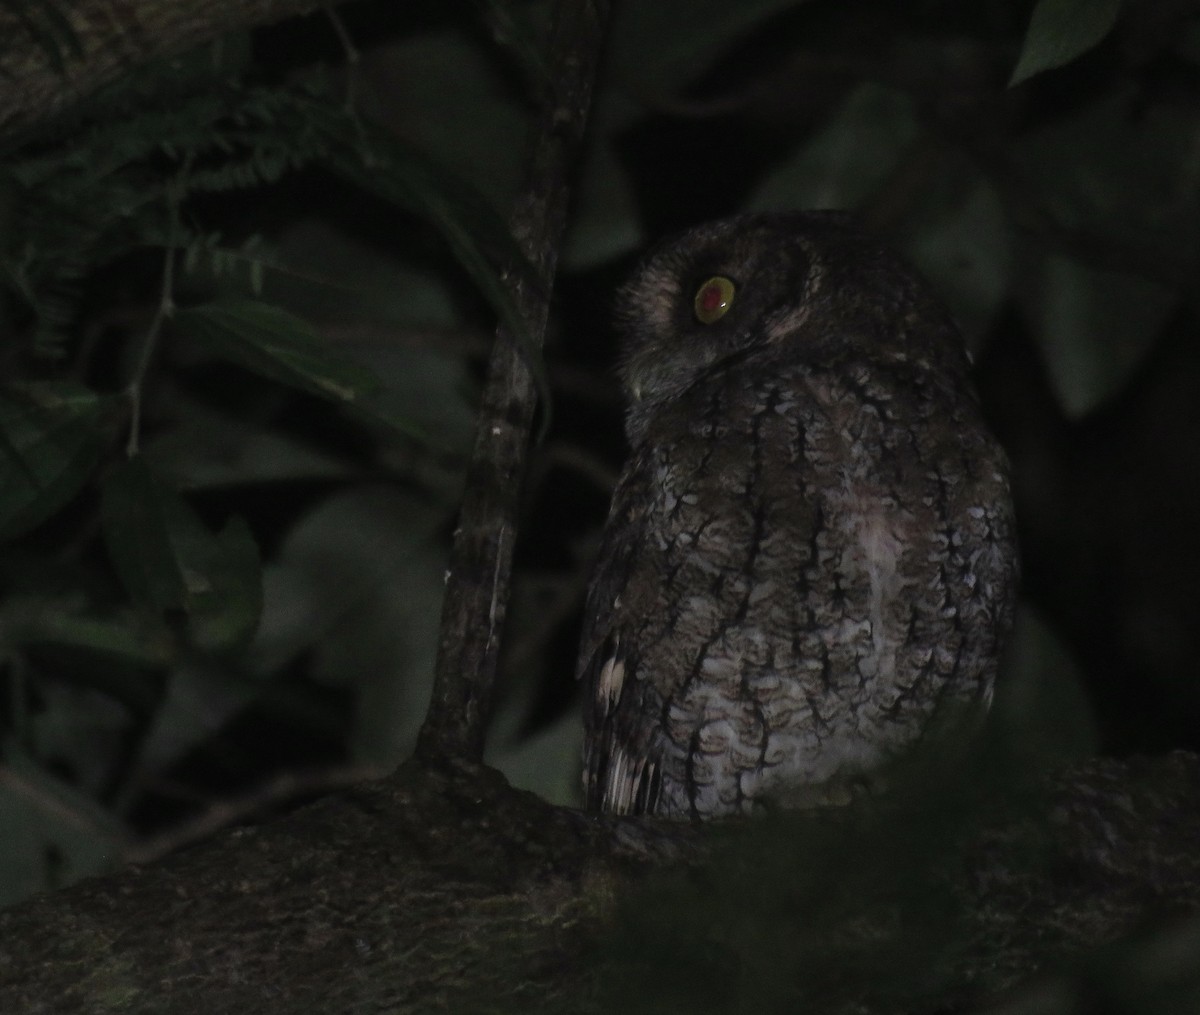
[{"left": 578, "top": 211, "right": 1018, "bottom": 819}]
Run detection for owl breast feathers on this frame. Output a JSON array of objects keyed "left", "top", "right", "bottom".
[{"left": 577, "top": 211, "right": 1018, "bottom": 819}]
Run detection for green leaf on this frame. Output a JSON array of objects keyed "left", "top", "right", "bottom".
[
  {"left": 0, "top": 776, "right": 46, "bottom": 909},
  {"left": 487, "top": 706, "right": 583, "bottom": 808},
  {"left": 175, "top": 297, "right": 436, "bottom": 442},
  {"left": 0, "top": 741, "right": 125, "bottom": 907},
  {"left": 1022, "top": 254, "right": 1175, "bottom": 417},
  {"left": 1010, "top": 0, "right": 1122, "bottom": 86},
  {"left": 101, "top": 459, "right": 190, "bottom": 612},
  {"left": 187, "top": 516, "right": 263, "bottom": 652},
  {"left": 611, "top": 0, "right": 813, "bottom": 95},
  {"left": 255, "top": 487, "right": 449, "bottom": 766},
  {"left": 900, "top": 167, "right": 1011, "bottom": 351},
  {"left": 0, "top": 383, "right": 110, "bottom": 540},
  {"left": 174, "top": 298, "right": 382, "bottom": 406},
  {"left": 316, "top": 114, "right": 551, "bottom": 430},
  {"left": 100, "top": 458, "right": 263, "bottom": 650},
  {"left": 336, "top": 28, "right": 527, "bottom": 218},
  {"left": 1010, "top": 85, "right": 1198, "bottom": 270},
  {"left": 747, "top": 82, "right": 920, "bottom": 213},
  {"left": 9, "top": 603, "right": 176, "bottom": 670},
  {"left": 124, "top": 663, "right": 260, "bottom": 798},
  {"left": 327, "top": 124, "right": 536, "bottom": 321},
  {"left": 3, "top": 597, "right": 172, "bottom": 711},
  {"left": 993, "top": 605, "right": 1098, "bottom": 768},
  {"left": 469, "top": 0, "right": 553, "bottom": 96}
]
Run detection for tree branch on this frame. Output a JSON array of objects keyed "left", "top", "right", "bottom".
[
  {"left": 416, "top": 0, "right": 612, "bottom": 765},
  {"left": 2, "top": 753, "right": 1199, "bottom": 1012}
]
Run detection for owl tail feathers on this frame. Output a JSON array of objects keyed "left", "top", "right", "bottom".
[
  {"left": 581, "top": 629, "right": 667, "bottom": 815},
  {"left": 585, "top": 741, "right": 662, "bottom": 815}
]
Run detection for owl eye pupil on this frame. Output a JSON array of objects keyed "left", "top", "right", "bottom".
[{"left": 694, "top": 276, "right": 736, "bottom": 324}]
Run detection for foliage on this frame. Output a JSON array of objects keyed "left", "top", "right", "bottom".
[
  {"left": 1010, "top": 0, "right": 1124, "bottom": 84},
  {"left": 1, "top": 11, "right": 1199, "bottom": 1014},
  {"left": 0, "top": 5, "right": 540, "bottom": 907},
  {"left": 0, "top": 0, "right": 82, "bottom": 73}
]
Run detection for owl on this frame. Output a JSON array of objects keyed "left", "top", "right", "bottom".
[{"left": 577, "top": 211, "right": 1018, "bottom": 819}]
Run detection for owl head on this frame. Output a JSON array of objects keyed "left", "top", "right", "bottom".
[{"left": 614, "top": 211, "right": 968, "bottom": 445}]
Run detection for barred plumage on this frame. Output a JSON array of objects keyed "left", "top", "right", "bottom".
[{"left": 578, "top": 212, "right": 1018, "bottom": 818}]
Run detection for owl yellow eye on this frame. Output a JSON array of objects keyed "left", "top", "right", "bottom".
[{"left": 693, "top": 276, "right": 736, "bottom": 324}]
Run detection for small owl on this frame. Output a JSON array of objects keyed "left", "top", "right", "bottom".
[{"left": 578, "top": 211, "right": 1018, "bottom": 819}]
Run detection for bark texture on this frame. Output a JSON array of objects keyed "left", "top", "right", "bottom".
[
  {"left": 417, "top": 0, "right": 612, "bottom": 764},
  {"left": 0, "top": 753, "right": 1197, "bottom": 1013}
]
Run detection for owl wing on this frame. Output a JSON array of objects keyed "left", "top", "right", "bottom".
[
  {"left": 577, "top": 371, "right": 845, "bottom": 818},
  {"left": 577, "top": 454, "right": 671, "bottom": 816}
]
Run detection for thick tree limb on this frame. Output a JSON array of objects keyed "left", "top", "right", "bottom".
[
  {"left": 417, "top": 0, "right": 612, "bottom": 765},
  {"left": 0, "top": 0, "right": 326, "bottom": 142},
  {"left": 1, "top": 754, "right": 1198, "bottom": 1012}
]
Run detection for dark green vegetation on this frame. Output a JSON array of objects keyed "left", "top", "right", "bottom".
[{"left": 1, "top": 2, "right": 1197, "bottom": 982}]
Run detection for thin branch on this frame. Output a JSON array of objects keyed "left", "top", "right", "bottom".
[
  {"left": 416, "top": 0, "right": 613, "bottom": 765},
  {"left": 0, "top": 765, "right": 121, "bottom": 843},
  {"left": 125, "top": 239, "right": 176, "bottom": 457},
  {"left": 323, "top": 5, "right": 360, "bottom": 112}
]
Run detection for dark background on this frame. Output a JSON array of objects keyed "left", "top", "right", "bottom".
[{"left": 2, "top": 0, "right": 1198, "bottom": 908}]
